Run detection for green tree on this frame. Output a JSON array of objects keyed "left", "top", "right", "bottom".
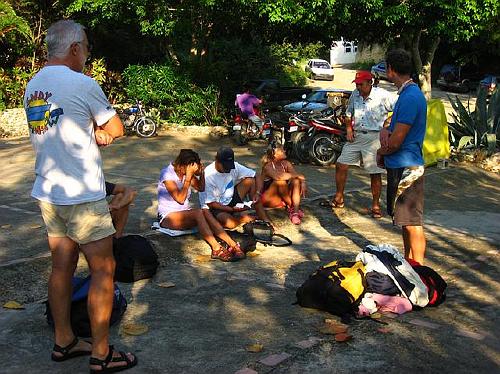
[
  {"left": 335, "top": 0, "right": 499, "bottom": 99},
  {"left": 0, "top": 0, "right": 31, "bottom": 40}
]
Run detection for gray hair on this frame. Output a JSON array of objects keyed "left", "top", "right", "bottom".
[{"left": 45, "top": 20, "right": 86, "bottom": 59}]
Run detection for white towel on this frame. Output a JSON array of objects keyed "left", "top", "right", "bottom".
[{"left": 151, "top": 221, "right": 198, "bottom": 236}]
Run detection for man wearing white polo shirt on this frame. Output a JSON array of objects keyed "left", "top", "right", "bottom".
[{"left": 330, "top": 71, "right": 397, "bottom": 218}]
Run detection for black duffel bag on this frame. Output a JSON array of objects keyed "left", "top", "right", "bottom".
[{"left": 113, "top": 234, "right": 159, "bottom": 283}]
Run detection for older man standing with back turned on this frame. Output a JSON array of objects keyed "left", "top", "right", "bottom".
[
  {"left": 329, "top": 71, "right": 396, "bottom": 218},
  {"left": 24, "top": 20, "right": 137, "bottom": 373}
]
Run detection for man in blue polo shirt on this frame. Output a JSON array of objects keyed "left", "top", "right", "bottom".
[{"left": 377, "top": 49, "right": 427, "bottom": 264}]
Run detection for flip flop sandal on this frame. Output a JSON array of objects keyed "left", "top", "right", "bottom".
[
  {"left": 371, "top": 208, "right": 383, "bottom": 219},
  {"left": 89, "top": 345, "right": 138, "bottom": 374},
  {"left": 319, "top": 199, "right": 344, "bottom": 209},
  {"left": 51, "top": 337, "right": 92, "bottom": 362}
]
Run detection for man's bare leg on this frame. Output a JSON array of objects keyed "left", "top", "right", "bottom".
[
  {"left": 402, "top": 225, "right": 426, "bottom": 264},
  {"left": 333, "top": 163, "right": 349, "bottom": 205},
  {"left": 81, "top": 236, "right": 135, "bottom": 370},
  {"left": 48, "top": 236, "right": 92, "bottom": 356},
  {"left": 216, "top": 212, "right": 255, "bottom": 229},
  {"left": 237, "top": 178, "right": 271, "bottom": 223},
  {"left": 370, "top": 173, "right": 382, "bottom": 214}
]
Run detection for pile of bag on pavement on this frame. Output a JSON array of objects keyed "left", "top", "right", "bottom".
[{"left": 295, "top": 244, "right": 447, "bottom": 320}]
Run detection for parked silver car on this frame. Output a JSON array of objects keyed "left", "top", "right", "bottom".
[{"left": 305, "top": 59, "right": 334, "bottom": 81}]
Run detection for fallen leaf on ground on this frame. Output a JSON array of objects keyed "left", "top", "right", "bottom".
[
  {"left": 1, "top": 224, "right": 11, "bottom": 229},
  {"left": 246, "top": 343, "right": 264, "bottom": 353},
  {"left": 334, "top": 333, "right": 353, "bottom": 342},
  {"left": 157, "top": 282, "right": 175, "bottom": 288},
  {"left": 246, "top": 251, "right": 260, "bottom": 257},
  {"left": 325, "top": 319, "right": 348, "bottom": 331},
  {"left": 319, "top": 322, "right": 348, "bottom": 335},
  {"left": 377, "top": 328, "right": 391, "bottom": 334},
  {"left": 3, "top": 301, "right": 24, "bottom": 310},
  {"left": 29, "top": 224, "right": 42, "bottom": 229},
  {"left": 121, "top": 323, "right": 149, "bottom": 336},
  {"left": 194, "top": 255, "right": 211, "bottom": 263}
]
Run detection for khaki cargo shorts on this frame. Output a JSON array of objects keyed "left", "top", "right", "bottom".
[
  {"left": 38, "top": 198, "right": 115, "bottom": 245},
  {"left": 336, "top": 131, "right": 385, "bottom": 174}
]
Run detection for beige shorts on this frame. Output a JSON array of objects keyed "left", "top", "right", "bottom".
[
  {"left": 38, "top": 198, "right": 115, "bottom": 245},
  {"left": 337, "top": 131, "right": 385, "bottom": 174}
]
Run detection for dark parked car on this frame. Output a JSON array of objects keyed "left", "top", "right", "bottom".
[
  {"left": 247, "top": 79, "right": 312, "bottom": 110},
  {"left": 283, "top": 89, "right": 351, "bottom": 114},
  {"left": 436, "top": 64, "right": 481, "bottom": 93}
]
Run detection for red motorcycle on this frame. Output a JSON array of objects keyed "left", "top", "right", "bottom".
[
  {"left": 305, "top": 106, "right": 347, "bottom": 166},
  {"left": 232, "top": 108, "right": 277, "bottom": 146}
]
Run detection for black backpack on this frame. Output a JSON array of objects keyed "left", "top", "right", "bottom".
[
  {"left": 295, "top": 261, "right": 366, "bottom": 318},
  {"left": 113, "top": 235, "right": 159, "bottom": 283},
  {"left": 45, "top": 276, "right": 127, "bottom": 338}
]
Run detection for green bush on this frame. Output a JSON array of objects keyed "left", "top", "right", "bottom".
[
  {"left": 123, "top": 63, "right": 223, "bottom": 126},
  {"left": 0, "top": 65, "right": 36, "bottom": 109},
  {"left": 85, "top": 58, "right": 127, "bottom": 104},
  {"left": 349, "top": 60, "right": 377, "bottom": 71}
]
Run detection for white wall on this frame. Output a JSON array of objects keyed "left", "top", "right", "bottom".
[{"left": 330, "top": 39, "right": 358, "bottom": 65}]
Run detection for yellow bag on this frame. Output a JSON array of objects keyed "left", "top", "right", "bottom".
[
  {"left": 323, "top": 260, "right": 366, "bottom": 301},
  {"left": 423, "top": 99, "right": 450, "bottom": 166}
]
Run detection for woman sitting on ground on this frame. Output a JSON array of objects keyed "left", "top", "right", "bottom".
[
  {"left": 260, "top": 143, "right": 307, "bottom": 224},
  {"left": 157, "top": 149, "right": 245, "bottom": 262}
]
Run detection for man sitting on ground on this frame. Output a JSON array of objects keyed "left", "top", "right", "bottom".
[
  {"left": 203, "top": 147, "right": 271, "bottom": 229},
  {"left": 105, "top": 182, "right": 137, "bottom": 238}
]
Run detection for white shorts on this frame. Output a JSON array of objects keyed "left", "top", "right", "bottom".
[{"left": 337, "top": 131, "right": 385, "bottom": 174}]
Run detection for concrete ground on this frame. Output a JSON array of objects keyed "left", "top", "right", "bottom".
[{"left": 0, "top": 129, "right": 499, "bottom": 374}]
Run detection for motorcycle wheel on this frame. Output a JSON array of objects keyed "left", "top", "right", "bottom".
[
  {"left": 309, "top": 133, "right": 341, "bottom": 166},
  {"left": 234, "top": 123, "right": 249, "bottom": 145},
  {"left": 135, "top": 116, "right": 157, "bottom": 137},
  {"left": 291, "top": 131, "right": 311, "bottom": 163}
]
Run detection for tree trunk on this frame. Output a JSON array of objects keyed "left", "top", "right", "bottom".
[{"left": 410, "top": 30, "right": 440, "bottom": 100}]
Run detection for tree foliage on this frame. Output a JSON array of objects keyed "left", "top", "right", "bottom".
[{"left": 0, "top": 0, "right": 32, "bottom": 40}]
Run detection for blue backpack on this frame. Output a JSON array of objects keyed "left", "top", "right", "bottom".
[{"left": 45, "top": 276, "right": 127, "bottom": 337}]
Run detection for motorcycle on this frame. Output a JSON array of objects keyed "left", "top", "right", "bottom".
[
  {"left": 285, "top": 111, "right": 314, "bottom": 163},
  {"left": 120, "top": 100, "right": 158, "bottom": 138},
  {"left": 304, "top": 106, "right": 347, "bottom": 166},
  {"left": 232, "top": 108, "right": 278, "bottom": 145}
]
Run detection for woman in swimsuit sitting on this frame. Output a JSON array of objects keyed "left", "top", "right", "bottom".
[
  {"left": 157, "top": 149, "right": 244, "bottom": 262},
  {"left": 259, "top": 143, "right": 307, "bottom": 224}
]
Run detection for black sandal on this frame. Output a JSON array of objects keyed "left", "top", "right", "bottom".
[
  {"left": 89, "top": 345, "right": 137, "bottom": 374},
  {"left": 51, "top": 336, "right": 92, "bottom": 362}
]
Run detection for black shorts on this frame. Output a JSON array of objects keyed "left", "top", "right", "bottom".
[
  {"left": 105, "top": 181, "right": 116, "bottom": 197},
  {"left": 209, "top": 189, "right": 244, "bottom": 218},
  {"left": 387, "top": 167, "right": 424, "bottom": 226}
]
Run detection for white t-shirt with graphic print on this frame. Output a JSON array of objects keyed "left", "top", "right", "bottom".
[{"left": 24, "top": 65, "right": 116, "bottom": 205}]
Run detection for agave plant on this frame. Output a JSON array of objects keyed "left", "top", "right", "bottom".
[{"left": 448, "top": 87, "right": 500, "bottom": 154}]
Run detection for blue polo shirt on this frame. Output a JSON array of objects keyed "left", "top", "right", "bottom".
[{"left": 384, "top": 83, "right": 427, "bottom": 168}]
